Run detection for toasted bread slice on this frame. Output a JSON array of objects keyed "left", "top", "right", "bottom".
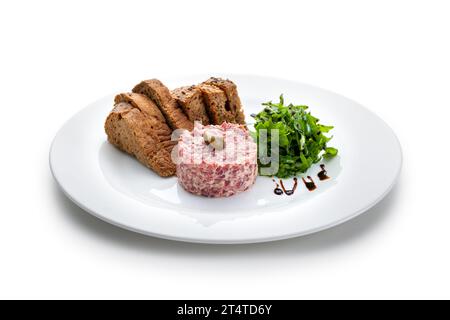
[
  {"left": 104, "top": 93, "right": 176, "bottom": 177},
  {"left": 203, "top": 77, "right": 246, "bottom": 124},
  {"left": 133, "top": 79, "right": 193, "bottom": 131},
  {"left": 197, "top": 84, "right": 235, "bottom": 125},
  {"left": 172, "top": 86, "right": 210, "bottom": 125}
]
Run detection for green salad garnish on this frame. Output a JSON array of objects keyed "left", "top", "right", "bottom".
[{"left": 253, "top": 95, "right": 338, "bottom": 178}]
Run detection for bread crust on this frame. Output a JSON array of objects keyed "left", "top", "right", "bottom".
[
  {"left": 133, "top": 79, "right": 193, "bottom": 131},
  {"left": 197, "top": 84, "right": 234, "bottom": 125},
  {"left": 172, "top": 86, "right": 210, "bottom": 125},
  {"left": 203, "top": 77, "right": 246, "bottom": 124}
]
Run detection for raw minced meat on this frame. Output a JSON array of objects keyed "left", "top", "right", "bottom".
[{"left": 176, "top": 122, "right": 257, "bottom": 197}]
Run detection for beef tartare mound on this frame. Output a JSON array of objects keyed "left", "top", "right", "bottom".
[{"left": 177, "top": 122, "right": 257, "bottom": 197}]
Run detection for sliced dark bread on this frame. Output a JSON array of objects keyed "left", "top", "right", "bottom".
[
  {"left": 203, "top": 77, "right": 246, "bottom": 124},
  {"left": 172, "top": 86, "right": 210, "bottom": 125},
  {"left": 132, "top": 79, "right": 193, "bottom": 131},
  {"left": 197, "top": 84, "right": 235, "bottom": 125},
  {"left": 104, "top": 93, "right": 176, "bottom": 177}
]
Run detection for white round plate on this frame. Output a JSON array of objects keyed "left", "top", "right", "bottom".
[{"left": 50, "top": 74, "right": 402, "bottom": 244}]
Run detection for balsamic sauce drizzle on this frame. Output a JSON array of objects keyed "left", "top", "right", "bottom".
[
  {"left": 273, "top": 178, "right": 299, "bottom": 196},
  {"left": 317, "top": 164, "right": 330, "bottom": 181},
  {"left": 280, "top": 178, "right": 298, "bottom": 196},
  {"left": 272, "top": 164, "right": 329, "bottom": 195},
  {"left": 301, "top": 176, "right": 317, "bottom": 191},
  {"left": 272, "top": 179, "right": 284, "bottom": 195}
]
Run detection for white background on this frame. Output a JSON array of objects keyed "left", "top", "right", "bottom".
[{"left": 0, "top": 0, "right": 449, "bottom": 299}]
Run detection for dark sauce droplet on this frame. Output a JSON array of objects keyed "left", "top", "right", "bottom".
[
  {"left": 274, "top": 188, "right": 283, "bottom": 195},
  {"left": 302, "top": 176, "right": 317, "bottom": 191},
  {"left": 273, "top": 178, "right": 299, "bottom": 196},
  {"left": 280, "top": 178, "right": 298, "bottom": 196},
  {"left": 272, "top": 179, "right": 284, "bottom": 195},
  {"left": 318, "top": 164, "right": 330, "bottom": 181}
]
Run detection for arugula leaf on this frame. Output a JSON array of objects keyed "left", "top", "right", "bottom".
[
  {"left": 323, "top": 147, "right": 338, "bottom": 159},
  {"left": 254, "top": 95, "right": 338, "bottom": 178}
]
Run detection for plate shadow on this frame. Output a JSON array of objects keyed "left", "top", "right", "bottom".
[{"left": 50, "top": 176, "right": 401, "bottom": 258}]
